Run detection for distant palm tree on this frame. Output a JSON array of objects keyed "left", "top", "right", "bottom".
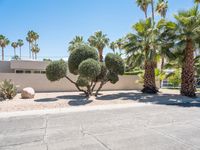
[
  {"left": 31, "top": 44, "right": 40, "bottom": 60},
  {"left": 136, "top": 0, "right": 151, "bottom": 18},
  {"left": 11, "top": 42, "right": 18, "bottom": 56},
  {"left": 26, "top": 31, "right": 34, "bottom": 59},
  {"left": 68, "top": 36, "right": 84, "bottom": 52},
  {"left": 156, "top": 0, "right": 168, "bottom": 18},
  {"left": 174, "top": 6, "right": 200, "bottom": 97},
  {"left": 88, "top": 31, "right": 109, "bottom": 62},
  {"left": 0, "top": 35, "right": 10, "bottom": 61},
  {"left": 17, "top": 39, "right": 24, "bottom": 59},
  {"left": 31, "top": 32, "right": 39, "bottom": 59}
]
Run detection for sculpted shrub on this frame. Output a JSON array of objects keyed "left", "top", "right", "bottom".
[{"left": 46, "top": 44, "right": 125, "bottom": 97}]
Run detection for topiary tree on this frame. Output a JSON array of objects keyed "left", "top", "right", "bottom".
[{"left": 46, "top": 44, "right": 125, "bottom": 97}]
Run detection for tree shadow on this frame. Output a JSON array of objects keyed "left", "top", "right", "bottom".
[
  {"left": 34, "top": 98, "right": 58, "bottom": 102},
  {"left": 68, "top": 100, "right": 93, "bottom": 106},
  {"left": 96, "top": 92, "right": 200, "bottom": 108},
  {"left": 56, "top": 94, "right": 86, "bottom": 100}
]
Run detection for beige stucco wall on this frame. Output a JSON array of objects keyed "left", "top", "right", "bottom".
[
  {"left": 0, "top": 73, "right": 143, "bottom": 92},
  {"left": 0, "top": 61, "right": 13, "bottom": 73},
  {"left": 10, "top": 60, "right": 50, "bottom": 70}
]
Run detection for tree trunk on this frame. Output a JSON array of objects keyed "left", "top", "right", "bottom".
[
  {"left": 98, "top": 49, "right": 103, "bottom": 62},
  {"left": 160, "top": 56, "right": 165, "bottom": 88},
  {"left": 14, "top": 48, "right": 16, "bottom": 56},
  {"left": 20, "top": 47, "right": 22, "bottom": 59},
  {"left": 2, "top": 47, "right": 4, "bottom": 61},
  {"left": 151, "top": 0, "right": 155, "bottom": 25},
  {"left": 142, "top": 61, "right": 158, "bottom": 94},
  {"left": 145, "top": 11, "right": 148, "bottom": 19},
  {"left": 29, "top": 43, "right": 31, "bottom": 59},
  {"left": 180, "top": 38, "right": 196, "bottom": 97}
]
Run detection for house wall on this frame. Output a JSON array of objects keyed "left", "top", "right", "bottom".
[
  {"left": 0, "top": 73, "right": 143, "bottom": 92},
  {"left": 0, "top": 61, "right": 13, "bottom": 73}
]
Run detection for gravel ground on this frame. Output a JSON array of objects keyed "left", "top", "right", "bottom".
[{"left": 0, "top": 89, "right": 199, "bottom": 112}]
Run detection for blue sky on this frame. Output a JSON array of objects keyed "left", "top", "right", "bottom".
[{"left": 0, "top": 0, "right": 195, "bottom": 60}]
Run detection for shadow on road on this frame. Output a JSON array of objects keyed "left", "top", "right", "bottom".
[{"left": 96, "top": 92, "right": 200, "bottom": 108}]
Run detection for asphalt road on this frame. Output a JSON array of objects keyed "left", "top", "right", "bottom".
[{"left": 0, "top": 103, "right": 200, "bottom": 150}]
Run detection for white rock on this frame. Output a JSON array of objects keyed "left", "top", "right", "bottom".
[{"left": 21, "top": 87, "right": 35, "bottom": 99}]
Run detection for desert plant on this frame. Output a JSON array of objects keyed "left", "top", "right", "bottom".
[
  {"left": 46, "top": 44, "right": 125, "bottom": 97},
  {"left": 0, "top": 80, "right": 17, "bottom": 100}
]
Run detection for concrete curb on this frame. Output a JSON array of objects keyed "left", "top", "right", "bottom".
[{"left": 0, "top": 102, "right": 151, "bottom": 118}]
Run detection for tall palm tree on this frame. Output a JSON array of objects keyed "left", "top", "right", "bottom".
[
  {"left": 17, "top": 39, "right": 24, "bottom": 59},
  {"left": 156, "top": 0, "right": 168, "bottom": 76},
  {"left": 156, "top": 19, "right": 177, "bottom": 86},
  {"left": 174, "top": 6, "right": 200, "bottom": 97},
  {"left": 68, "top": 36, "right": 84, "bottom": 52},
  {"left": 26, "top": 31, "right": 34, "bottom": 59},
  {"left": 31, "top": 31, "right": 39, "bottom": 59},
  {"left": 124, "top": 18, "right": 158, "bottom": 93},
  {"left": 136, "top": 0, "right": 151, "bottom": 18},
  {"left": 11, "top": 42, "right": 18, "bottom": 56},
  {"left": 0, "top": 35, "right": 10, "bottom": 61},
  {"left": 88, "top": 31, "right": 109, "bottom": 62}
]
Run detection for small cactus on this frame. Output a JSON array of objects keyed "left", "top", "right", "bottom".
[{"left": 0, "top": 80, "right": 17, "bottom": 100}]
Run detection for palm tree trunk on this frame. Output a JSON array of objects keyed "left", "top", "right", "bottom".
[
  {"left": 181, "top": 38, "right": 196, "bottom": 97},
  {"left": 20, "top": 47, "right": 22, "bottom": 59},
  {"left": 29, "top": 43, "right": 31, "bottom": 59},
  {"left": 99, "top": 49, "right": 103, "bottom": 62},
  {"left": 14, "top": 48, "right": 16, "bottom": 56},
  {"left": 142, "top": 60, "right": 158, "bottom": 94},
  {"left": 160, "top": 56, "right": 165, "bottom": 88},
  {"left": 151, "top": 0, "right": 155, "bottom": 25},
  {"left": 145, "top": 11, "right": 148, "bottom": 19},
  {"left": 2, "top": 47, "right": 4, "bottom": 61}
]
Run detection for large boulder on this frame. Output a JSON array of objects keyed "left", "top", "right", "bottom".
[{"left": 21, "top": 87, "right": 35, "bottom": 99}]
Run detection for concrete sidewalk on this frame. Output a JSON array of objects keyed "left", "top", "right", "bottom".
[{"left": 0, "top": 103, "right": 200, "bottom": 150}]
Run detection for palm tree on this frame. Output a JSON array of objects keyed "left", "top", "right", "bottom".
[
  {"left": 11, "top": 42, "right": 18, "bottom": 56},
  {"left": 156, "top": 0, "right": 168, "bottom": 18},
  {"left": 124, "top": 18, "right": 158, "bottom": 93},
  {"left": 68, "top": 36, "right": 84, "bottom": 52},
  {"left": 88, "top": 31, "right": 109, "bottom": 62},
  {"left": 31, "top": 31, "right": 39, "bottom": 59},
  {"left": 174, "top": 6, "right": 200, "bottom": 97},
  {"left": 31, "top": 44, "right": 40, "bottom": 60},
  {"left": 17, "top": 39, "right": 24, "bottom": 59},
  {"left": 156, "top": 19, "right": 177, "bottom": 86},
  {"left": 26, "top": 31, "right": 34, "bottom": 59},
  {"left": 110, "top": 42, "right": 117, "bottom": 53},
  {"left": 0, "top": 35, "right": 10, "bottom": 61},
  {"left": 136, "top": 0, "right": 151, "bottom": 18}
]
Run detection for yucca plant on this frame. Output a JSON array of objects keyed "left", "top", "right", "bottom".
[{"left": 0, "top": 80, "right": 17, "bottom": 100}]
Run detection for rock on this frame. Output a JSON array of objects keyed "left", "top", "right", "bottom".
[{"left": 21, "top": 87, "right": 35, "bottom": 99}]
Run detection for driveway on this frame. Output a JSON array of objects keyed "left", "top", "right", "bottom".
[{"left": 0, "top": 102, "right": 200, "bottom": 150}]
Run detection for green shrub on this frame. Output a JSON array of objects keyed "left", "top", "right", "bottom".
[
  {"left": 46, "top": 60, "right": 67, "bottom": 81},
  {"left": 68, "top": 45, "right": 98, "bottom": 75},
  {"left": 168, "top": 69, "right": 181, "bottom": 87},
  {"left": 76, "top": 76, "right": 89, "bottom": 87},
  {"left": 96, "top": 63, "right": 107, "bottom": 81},
  {"left": 105, "top": 53, "right": 125, "bottom": 75},
  {"left": 78, "top": 58, "right": 101, "bottom": 80},
  {"left": 0, "top": 80, "right": 17, "bottom": 100},
  {"left": 107, "top": 71, "right": 119, "bottom": 84}
]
